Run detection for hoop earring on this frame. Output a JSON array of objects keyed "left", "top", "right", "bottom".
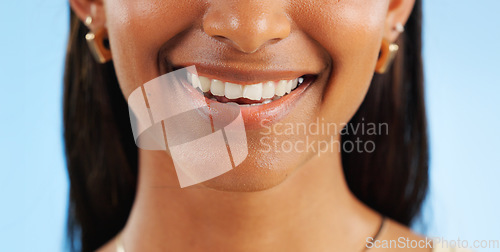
[
  {"left": 84, "top": 16, "right": 112, "bottom": 63},
  {"left": 375, "top": 39, "right": 399, "bottom": 74}
]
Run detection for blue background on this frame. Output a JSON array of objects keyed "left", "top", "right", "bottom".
[{"left": 0, "top": 0, "right": 498, "bottom": 251}]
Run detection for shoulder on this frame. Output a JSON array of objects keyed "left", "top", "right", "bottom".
[
  {"left": 368, "top": 219, "right": 432, "bottom": 251},
  {"left": 384, "top": 220, "right": 474, "bottom": 252}
]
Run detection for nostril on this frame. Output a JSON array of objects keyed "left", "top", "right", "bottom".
[
  {"left": 211, "top": 35, "right": 230, "bottom": 44},
  {"left": 211, "top": 35, "right": 257, "bottom": 53}
]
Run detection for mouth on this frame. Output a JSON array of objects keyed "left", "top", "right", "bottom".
[
  {"left": 170, "top": 64, "right": 319, "bottom": 128},
  {"left": 186, "top": 72, "right": 316, "bottom": 106}
]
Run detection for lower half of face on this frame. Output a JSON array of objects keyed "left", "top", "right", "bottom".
[{"left": 106, "top": 0, "right": 389, "bottom": 191}]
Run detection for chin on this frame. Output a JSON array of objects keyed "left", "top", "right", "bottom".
[
  {"left": 198, "top": 148, "right": 302, "bottom": 192},
  {"left": 196, "top": 125, "right": 325, "bottom": 192}
]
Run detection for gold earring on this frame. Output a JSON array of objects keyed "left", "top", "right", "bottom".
[
  {"left": 84, "top": 16, "right": 112, "bottom": 63},
  {"left": 375, "top": 39, "right": 399, "bottom": 74}
]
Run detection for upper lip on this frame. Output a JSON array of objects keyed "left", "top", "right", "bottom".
[{"left": 172, "top": 62, "right": 318, "bottom": 85}]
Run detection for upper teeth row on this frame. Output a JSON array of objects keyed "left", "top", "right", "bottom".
[{"left": 187, "top": 73, "right": 303, "bottom": 101}]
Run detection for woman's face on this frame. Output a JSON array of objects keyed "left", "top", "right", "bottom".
[{"left": 73, "top": 0, "right": 413, "bottom": 191}]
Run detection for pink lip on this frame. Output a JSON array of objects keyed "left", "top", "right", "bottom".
[{"left": 178, "top": 73, "right": 315, "bottom": 130}]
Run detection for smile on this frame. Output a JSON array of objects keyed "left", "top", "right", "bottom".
[
  {"left": 187, "top": 72, "right": 314, "bottom": 106},
  {"left": 168, "top": 64, "right": 320, "bottom": 128}
]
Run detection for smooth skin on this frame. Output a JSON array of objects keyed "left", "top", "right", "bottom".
[{"left": 70, "top": 0, "right": 431, "bottom": 251}]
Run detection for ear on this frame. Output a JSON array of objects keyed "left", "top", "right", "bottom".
[
  {"left": 69, "top": 0, "right": 106, "bottom": 30},
  {"left": 384, "top": 0, "right": 416, "bottom": 42}
]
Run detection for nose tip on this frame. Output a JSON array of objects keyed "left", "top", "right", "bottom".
[{"left": 203, "top": 5, "right": 291, "bottom": 53}]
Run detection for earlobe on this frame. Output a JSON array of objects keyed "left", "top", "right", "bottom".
[
  {"left": 70, "top": 0, "right": 111, "bottom": 63},
  {"left": 69, "top": 0, "right": 91, "bottom": 24},
  {"left": 384, "top": 0, "right": 415, "bottom": 42},
  {"left": 69, "top": 0, "right": 106, "bottom": 30},
  {"left": 374, "top": 0, "right": 414, "bottom": 74}
]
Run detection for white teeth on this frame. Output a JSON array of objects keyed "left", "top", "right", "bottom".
[
  {"left": 275, "top": 80, "right": 287, "bottom": 96},
  {"left": 291, "top": 78, "right": 298, "bottom": 90},
  {"left": 285, "top": 80, "right": 293, "bottom": 94},
  {"left": 225, "top": 82, "right": 243, "bottom": 99},
  {"left": 199, "top": 76, "right": 211, "bottom": 92},
  {"left": 210, "top": 79, "right": 225, "bottom": 96},
  {"left": 242, "top": 83, "right": 263, "bottom": 101},
  {"left": 262, "top": 81, "right": 275, "bottom": 99},
  {"left": 191, "top": 73, "right": 201, "bottom": 89},
  {"left": 187, "top": 74, "right": 304, "bottom": 101}
]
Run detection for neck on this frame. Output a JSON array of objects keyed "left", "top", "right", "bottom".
[{"left": 122, "top": 146, "right": 381, "bottom": 252}]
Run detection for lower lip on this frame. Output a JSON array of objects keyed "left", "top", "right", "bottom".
[{"left": 179, "top": 78, "right": 314, "bottom": 129}]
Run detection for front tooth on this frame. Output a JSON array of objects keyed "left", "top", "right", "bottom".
[
  {"left": 291, "top": 78, "right": 298, "bottom": 90},
  {"left": 275, "top": 80, "right": 287, "bottom": 96},
  {"left": 225, "top": 82, "right": 243, "bottom": 99},
  {"left": 243, "top": 83, "right": 263, "bottom": 101},
  {"left": 199, "top": 76, "right": 211, "bottom": 92},
  {"left": 191, "top": 73, "right": 201, "bottom": 89},
  {"left": 210, "top": 79, "right": 225, "bottom": 96},
  {"left": 285, "top": 80, "right": 292, "bottom": 94},
  {"left": 262, "top": 81, "right": 275, "bottom": 99}
]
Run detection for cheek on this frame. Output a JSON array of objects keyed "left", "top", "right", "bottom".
[
  {"left": 104, "top": 0, "right": 200, "bottom": 98},
  {"left": 292, "top": 0, "right": 388, "bottom": 127}
]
